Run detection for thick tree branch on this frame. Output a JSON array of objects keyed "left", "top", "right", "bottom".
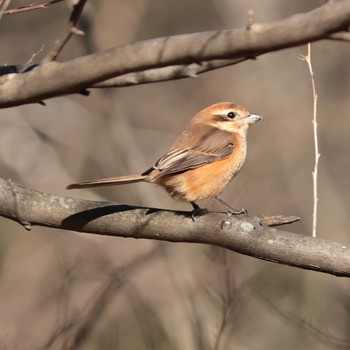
[
  {"left": 1, "top": 1, "right": 350, "bottom": 107},
  {"left": 0, "top": 178, "right": 349, "bottom": 277}
]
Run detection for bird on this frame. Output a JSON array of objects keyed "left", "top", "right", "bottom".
[{"left": 67, "top": 102, "right": 262, "bottom": 217}]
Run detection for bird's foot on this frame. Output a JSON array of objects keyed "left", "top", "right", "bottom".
[
  {"left": 226, "top": 208, "right": 247, "bottom": 215},
  {"left": 190, "top": 201, "right": 208, "bottom": 222},
  {"left": 220, "top": 208, "right": 248, "bottom": 229},
  {"left": 216, "top": 198, "right": 248, "bottom": 228}
]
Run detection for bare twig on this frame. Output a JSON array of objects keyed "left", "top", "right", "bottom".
[
  {"left": 258, "top": 215, "right": 300, "bottom": 227},
  {"left": 25, "top": 45, "right": 45, "bottom": 67},
  {"left": 211, "top": 249, "right": 240, "bottom": 350},
  {"left": 3, "top": 0, "right": 62, "bottom": 15},
  {"left": 42, "top": 0, "right": 88, "bottom": 63},
  {"left": 328, "top": 31, "right": 350, "bottom": 42},
  {"left": 0, "top": 1, "right": 349, "bottom": 108},
  {"left": 0, "top": 0, "right": 11, "bottom": 21},
  {"left": 246, "top": 9, "right": 254, "bottom": 30},
  {"left": 254, "top": 291, "right": 350, "bottom": 349},
  {"left": 0, "top": 178, "right": 349, "bottom": 277},
  {"left": 40, "top": 271, "right": 123, "bottom": 350},
  {"left": 300, "top": 44, "right": 320, "bottom": 237}
]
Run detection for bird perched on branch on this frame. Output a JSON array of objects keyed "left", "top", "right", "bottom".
[{"left": 67, "top": 102, "right": 262, "bottom": 217}]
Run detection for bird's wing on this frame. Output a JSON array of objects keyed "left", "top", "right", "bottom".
[{"left": 143, "top": 124, "right": 236, "bottom": 178}]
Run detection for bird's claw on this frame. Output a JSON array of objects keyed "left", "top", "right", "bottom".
[
  {"left": 228, "top": 208, "right": 247, "bottom": 215},
  {"left": 221, "top": 208, "right": 247, "bottom": 229},
  {"left": 191, "top": 207, "right": 209, "bottom": 222},
  {"left": 190, "top": 201, "right": 208, "bottom": 222}
]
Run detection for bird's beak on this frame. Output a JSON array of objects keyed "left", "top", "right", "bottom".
[{"left": 245, "top": 114, "right": 263, "bottom": 123}]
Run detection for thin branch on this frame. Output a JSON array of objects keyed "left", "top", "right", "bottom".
[
  {"left": 40, "top": 271, "right": 123, "bottom": 350},
  {"left": 0, "top": 178, "right": 349, "bottom": 277},
  {"left": 92, "top": 58, "right": 249, "bottom": 88},
  {"left": 42, "top": 0, "right": 88, "bottom": 63},
  {"left": 211, "top": 250, "right": 240, "bottom": 350},
  {"left": 0, "top": 0, "right": 11, "bottom": 21},
  {"left": 246, "top": 9, "right": 255, "bottom": 30},
  {"left": 301, "top": 44, "right": 320, "bottom": 237},
  {"left": 25, "top": 45, "right": 45, "bottom": 66},
  {"left": 3, "top": 0, "right": 63, "bottom": 15},
  {"left": 1, "top": 1, "right": 350, "bottom": 107},
  {"left": 258, "top": 215, "right": 300, "bottom": 226},
  {"left": 254, "top": 291, "right": 350, "bottom": 349},
  {"left": 328, "top": 31, "right": 350, "bottom": 42}
]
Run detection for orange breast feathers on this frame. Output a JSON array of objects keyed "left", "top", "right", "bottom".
[{"left": 152, "top": 132, "right": 247, "bottom": 202}]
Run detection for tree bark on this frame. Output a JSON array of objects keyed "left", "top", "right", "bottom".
[
  {"left": 0, "top": 178, "right": 349, "bottom": 277},
  {"left": 0, "top": 1, "right": 350, "bottom": 107}
]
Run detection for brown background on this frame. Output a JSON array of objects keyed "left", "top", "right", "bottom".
[{"left": 0, "top": 0, "right": 349, "bottom": 349}]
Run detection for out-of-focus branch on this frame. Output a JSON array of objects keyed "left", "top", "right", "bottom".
[
  {"left": 3, "top": 0, "right": 63, "bottom": 15},
  {"left": 1, "top": 1, "right": 350, "bottom": 107},
  {"left": 40, "top": 271, "right": 123, "bottom": 350},
  {"left": 42, "top": 0, "right": 88, "bottom": 63},
  {"left": 0, "top": 178, "right": 349, "bottom": 277},
  {"left": 0, "top": 0, "right": 11, "bottom": 21}
]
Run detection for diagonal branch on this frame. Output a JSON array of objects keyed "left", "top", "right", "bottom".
[
  {"left": 0, "top": 178, "right": 349, "bottom": 277},
  {"left": 42, "top": 0, "right": 88, "bottom": 63},
  {"left": 0, "top": 0, "right": 11, "bottom": 21},
  {"left": 1, "top": 1, "right": 350, "bottom": 108},
  {"left": 3, "top": 0, "right": 63, "bottom": 15}
]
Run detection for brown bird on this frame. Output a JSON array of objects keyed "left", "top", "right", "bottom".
[{"left": 67, "top": 102, "right": 262, "bottom": 216}]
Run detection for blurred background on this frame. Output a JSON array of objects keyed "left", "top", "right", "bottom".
[{"left": 0, "top": 0, "right": 349, "bottom": 349}]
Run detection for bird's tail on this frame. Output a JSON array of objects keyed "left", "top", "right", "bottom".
[{"left": 66, "top": 174, "right": 147, "bottom": 189}]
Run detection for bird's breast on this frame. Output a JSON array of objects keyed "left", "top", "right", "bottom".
[{"left": 155, "top": 138, "right": 247, "bottom": 202}]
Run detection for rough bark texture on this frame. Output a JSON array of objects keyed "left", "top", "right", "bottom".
[{"left": 0, "top": 178, "right": 349, "bottom": 277}]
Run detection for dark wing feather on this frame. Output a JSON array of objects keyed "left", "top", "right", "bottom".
[{"left": 146, "top": 123, "right": 236, "bottom": 178}]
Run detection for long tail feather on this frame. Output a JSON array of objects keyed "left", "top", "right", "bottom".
[{"left": 66, "top": 174, "right": 147, "bottom": 189}]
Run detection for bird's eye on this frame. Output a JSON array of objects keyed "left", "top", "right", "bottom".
[{"left": 226, "top": 111, "right": 236, "bottom": 119}]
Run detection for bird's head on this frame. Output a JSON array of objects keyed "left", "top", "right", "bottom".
[{"left": 193, "top": 102, "right": 262, "bottom": 134}]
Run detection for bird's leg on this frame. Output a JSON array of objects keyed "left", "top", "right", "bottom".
[
  {"left": 216, "top": 198, "right": 247, "bottom": 228},
  {"left": 191, "top": 201, "right": 200, "bottom": 211},
  {"left": 216, "top": 198, "right": 247, "bottom": 215},
  {"left": 190, "top": 201, "right": 207, "bottom": 222}
]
